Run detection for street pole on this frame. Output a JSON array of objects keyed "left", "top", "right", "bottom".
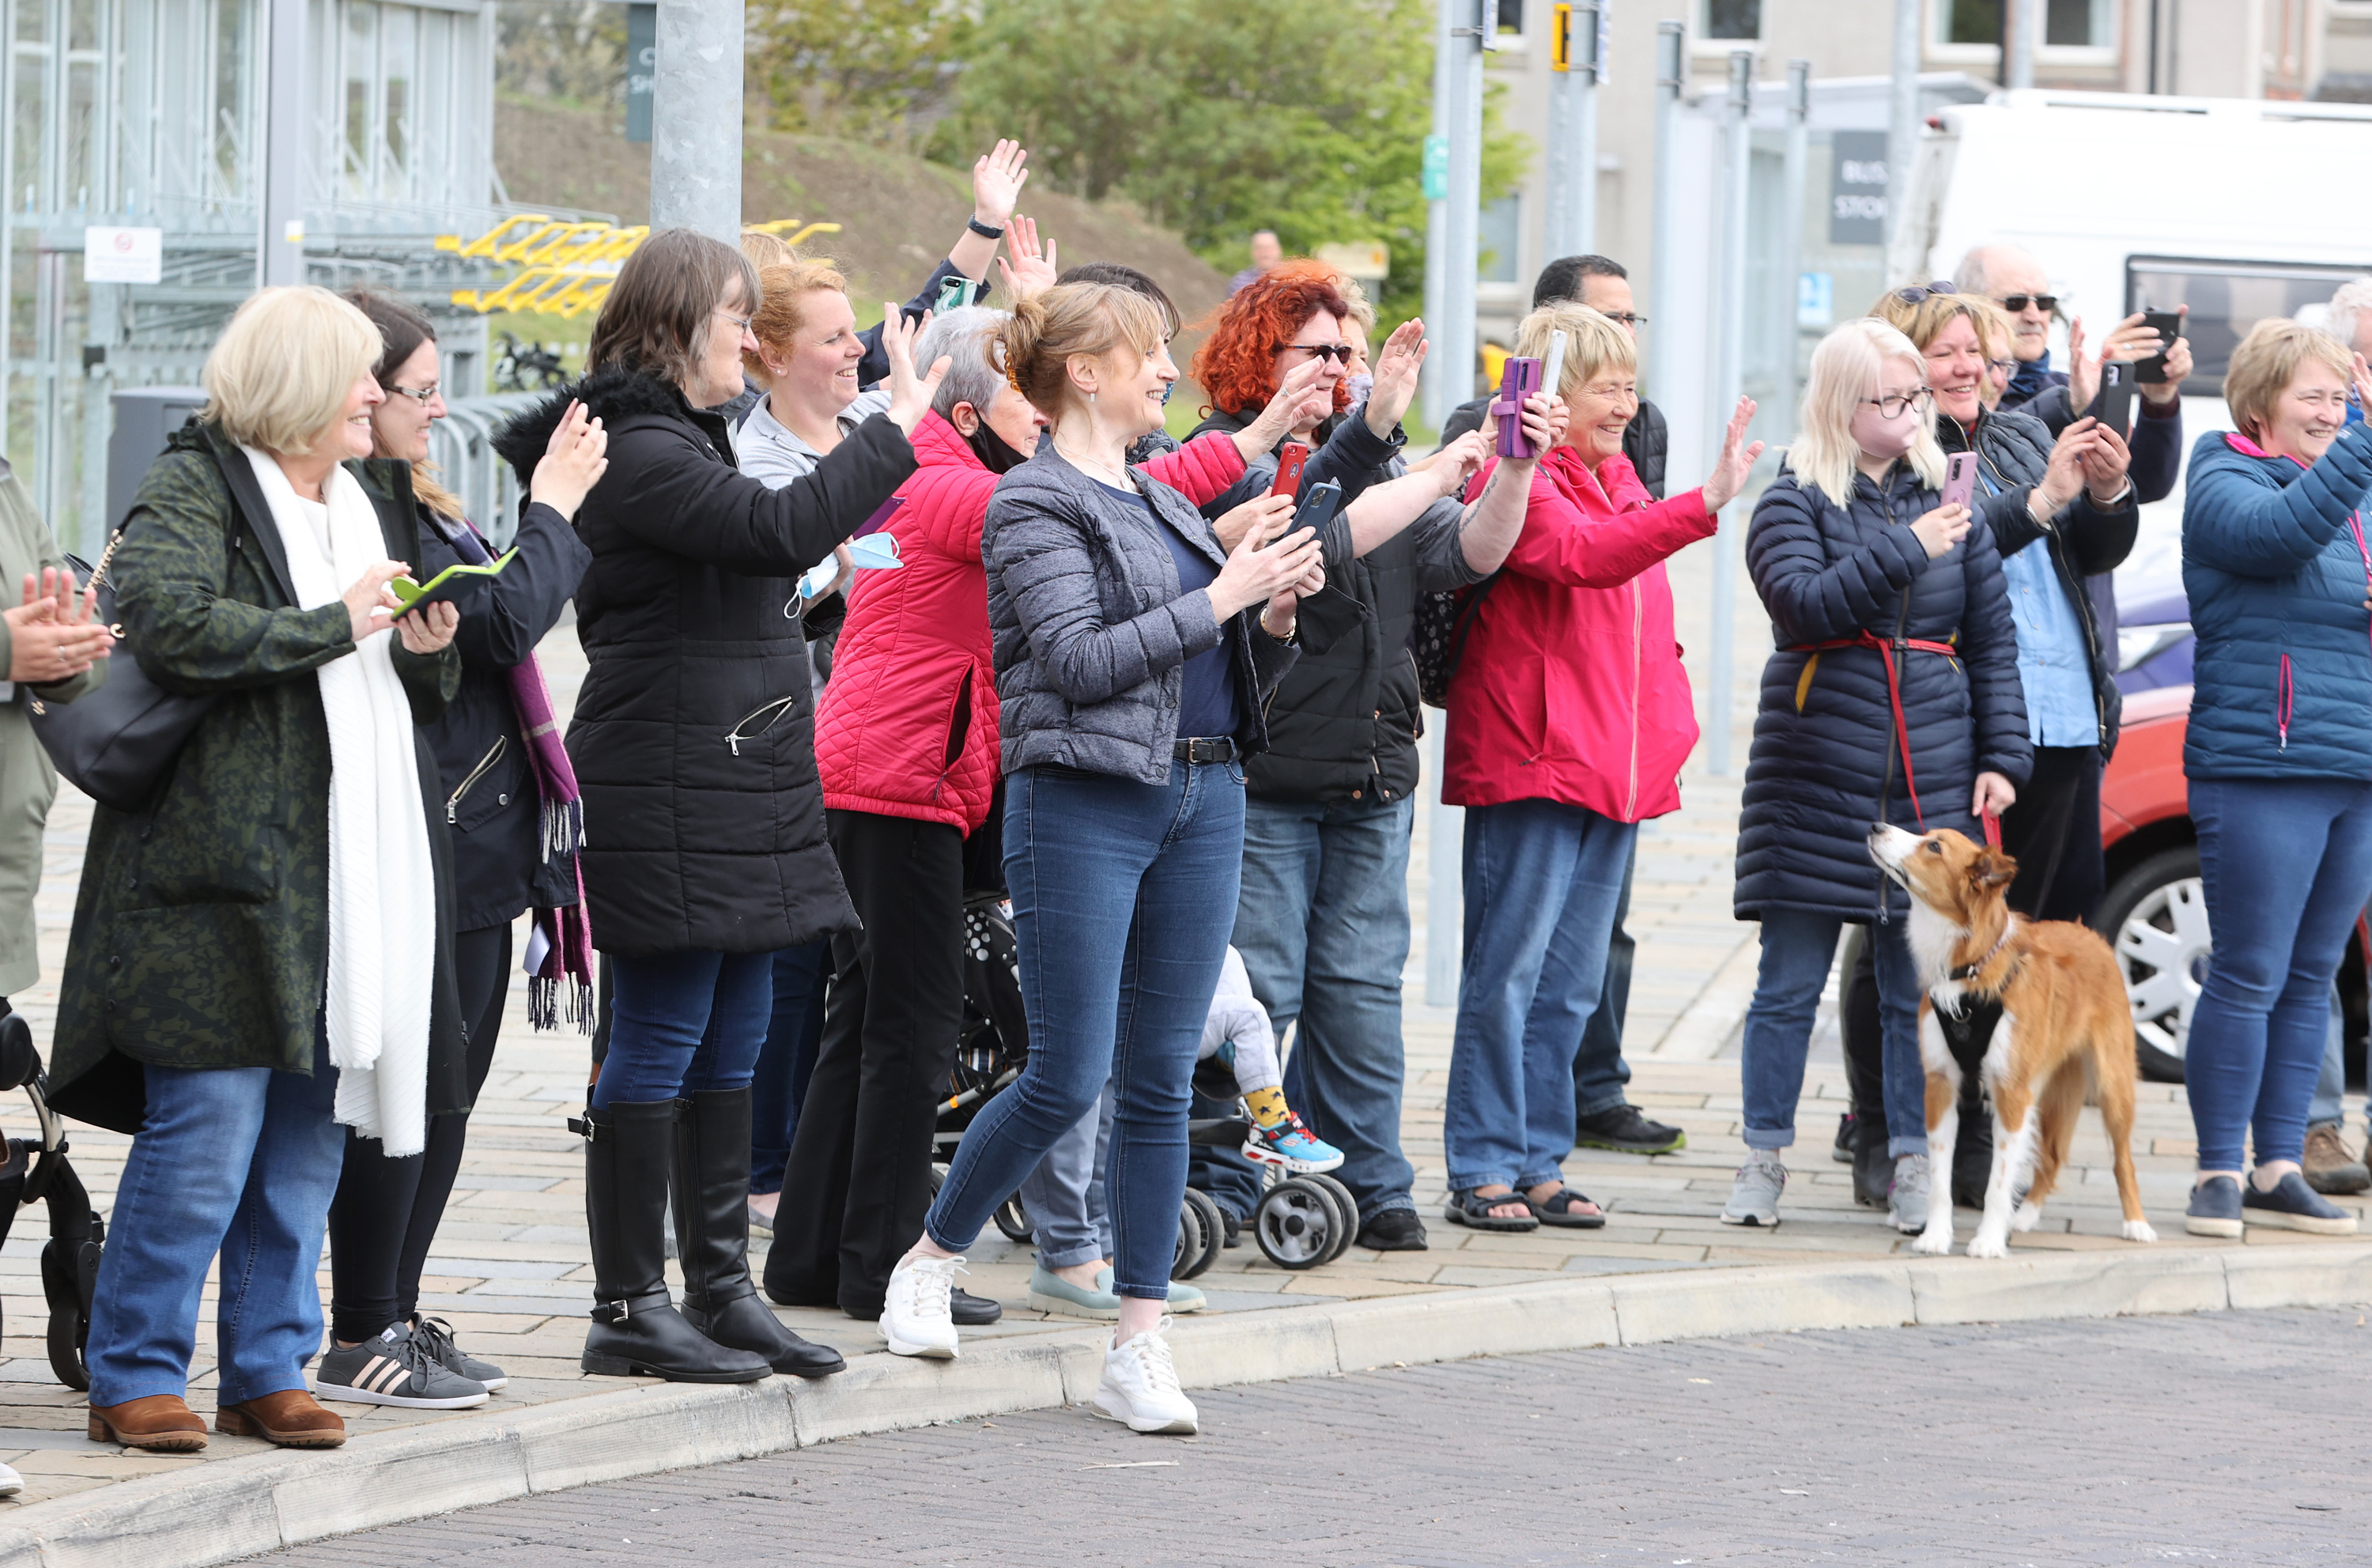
[
  {"left": 1422, "top": 2, "right": 1452, "bottom": 429},
  {"left": 1545, "top": 3, "right": 1602, "bottom": 259},
  {"left": 1888, "top": 0, "right": 1921, "bottom": 256},
  {"left": 2007, "top": 0, "right": 2036, "bottom": 89},
  {"left": 1706, "top": 50, "right": 1753, "bottom": 777},
  {"left": 649, "top": 0, "right": 745, "bottom": 240},
  {"left": 257, "top": 0, "right": 308, "bottom": 287},
  {"left": 1777, "top": 59, "right": 1811, "bottom": 442},
  {"left": 1645, "top": 18, "right": 1686, "bottom": 406},
  {"left": 1426, "top": 0, "right": 1486, "bottom": 1010}
]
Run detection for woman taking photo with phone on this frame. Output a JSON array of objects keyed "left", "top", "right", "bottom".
[
  {"left": 1726, "top": 316, "right": 2027, "bottom": 1234},
  {"left": 878, "top": 282, "right": 1321, "bottom": 1436}
]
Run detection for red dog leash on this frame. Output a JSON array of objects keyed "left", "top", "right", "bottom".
[{"left": 1785, "top": 630, "right": 1961, "bottom": 828}]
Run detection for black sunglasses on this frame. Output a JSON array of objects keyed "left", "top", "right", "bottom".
[
  {"left": 1892, "top": 280, "right": 1956, "bottom": 305},
  {"left": 1279, "top": 343, "right": 1355, "bottom": 365},
  {"left": 1996, "top": 293, "right": 2060, "bottom": 314}
]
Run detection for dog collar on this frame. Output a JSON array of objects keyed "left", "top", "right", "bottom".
[{"left": 1948, "top": 922, "right": 2015, "bottom": 983}]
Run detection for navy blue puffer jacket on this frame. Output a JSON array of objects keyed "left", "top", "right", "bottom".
[
  {"left": 1735, "top": 462, "right": 2030, "bottom": 922},
  {"left": 2181, "top": 423, "right": 2372, "bottom": 782}
]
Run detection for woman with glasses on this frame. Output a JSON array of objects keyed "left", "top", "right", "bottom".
[
  {"left": 1724, "top": 318, "right": 2029, "bottom": 1233},
  {"left": 2174, "top": 320, "right": 2372, "bottom": 1241}
]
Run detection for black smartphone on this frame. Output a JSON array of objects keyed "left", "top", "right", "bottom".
[
  {"left": 2133, "top": 308, "right": 2183, "bottom": 384},
  {"left": 2097, "top": 361, "right": 2134, "bottom": 438}
]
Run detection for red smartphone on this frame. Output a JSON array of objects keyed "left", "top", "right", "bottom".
[
  {"left": 1941, "top": 452, "right": 1978, "bottom": 512},
  {"left": 1270, "top": 441, "right": 1309, "bottom": 500}
]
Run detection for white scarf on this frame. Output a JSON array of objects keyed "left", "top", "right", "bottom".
[{"left": 244, "top": 447, "right": 437, "bottom": 1157}]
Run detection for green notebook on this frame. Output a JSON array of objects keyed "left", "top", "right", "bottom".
[{"left": 387, "top": 549, "right": 519, "bottom": 613}]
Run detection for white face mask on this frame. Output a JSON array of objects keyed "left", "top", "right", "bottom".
[{"left": 1346, "top": 372, "right": 1374, "bottom": 406}]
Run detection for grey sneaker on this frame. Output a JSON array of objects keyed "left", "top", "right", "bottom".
[
  {"left": 1720, "top": 1150, "right": 1787, "bottom": 1226},
  {"left": 410, "top": 1313, "right": 508, "bottom": 1392},
  {"left": 1888, "top": 1154, "right": 1933, "bottom": 1234},
  {"left": 315, "top": 1324, "right": 489, "bottom": 1410}
]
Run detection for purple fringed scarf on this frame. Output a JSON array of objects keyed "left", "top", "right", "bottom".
[{"left": 440, "top": 514, "right": 596, "bottom": 1032}]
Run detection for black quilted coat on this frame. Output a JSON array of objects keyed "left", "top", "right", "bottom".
[
  {"left": 493, "top": 368, "right": 915, "bottom": 957},
  {"left": 1733, "top": 460, "right": 2030, "bottom": 923}
]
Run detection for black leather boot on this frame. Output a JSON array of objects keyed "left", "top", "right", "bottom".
[
  {"left": 673, "top": 1090, "right": 845, "bottom": 1378},
  {"left": 1851, "top": 1109, "right": 1894, "bottom": 1208},
  {"left": 580, "top": 1100, "right": 771, "bottom": 1383}
]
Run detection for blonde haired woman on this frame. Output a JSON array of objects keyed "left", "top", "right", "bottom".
[
  {"left": 55, "top": 285, "right": 481, "bottom": 1452},
  {"left": 1724, "top": 317, "right": 2028, "bottom": 1232}
]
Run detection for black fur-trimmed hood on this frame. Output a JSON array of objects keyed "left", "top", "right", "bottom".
[{"left": 492, "top": 366, "right": 697, "bottom": 486}]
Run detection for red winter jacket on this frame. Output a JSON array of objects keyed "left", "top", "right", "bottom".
[
  {"left": 817, "top": 413, "right": 1248, "bottom": 830},
  {"left": 1441, "top": 443, "right": 1717, "bottom": 822}
]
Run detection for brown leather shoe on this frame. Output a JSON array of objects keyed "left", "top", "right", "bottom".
[
  {"left": 215, "top": 1389, "right": 346, "bottom": 1448},
  {"left": 2304, "top": 1123, "right": 2372, "bottom": 1196},
  {"left": 88, "top": 1394, "right": 209, "bottom": 1452}
]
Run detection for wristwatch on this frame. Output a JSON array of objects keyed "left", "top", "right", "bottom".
[{"left": 966, "top": 216, "right": 1006, "bottom": 240}]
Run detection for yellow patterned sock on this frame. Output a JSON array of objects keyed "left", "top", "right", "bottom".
[{"left": 1244, "top": 1086, "right": 1291, "bottom": 1130}]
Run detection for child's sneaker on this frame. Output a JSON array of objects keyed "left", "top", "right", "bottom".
[{"left": 1243, "top": 1112, "right": 1344, "bottom": 1173}]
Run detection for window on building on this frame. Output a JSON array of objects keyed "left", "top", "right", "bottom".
[
  {"left": 1941, "top": 0, "right": 2004, "bottom": 45},
  {"left": 1496, "top": 0, "right": 1524, "bottom": 36},
  {"left": 2045, "top": 0, "right": 2112, "bottom": 47},
  {"left": 1479, "top": 195, "right": 1521, "bottom": 284},
  {"left": 1705, "top": 0, "right": 1762, "bottom": 40}
]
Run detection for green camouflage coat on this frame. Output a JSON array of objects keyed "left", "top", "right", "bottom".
[{"left": 50, "top": 421, "right": 464, "bottom": 1132}]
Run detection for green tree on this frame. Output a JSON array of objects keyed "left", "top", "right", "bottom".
[
  {"left": 931, "top": 0, "right": 1526, "bottom": 323},
  {"left": 750, "top": 0, "right": 975, "bottom": 150}
]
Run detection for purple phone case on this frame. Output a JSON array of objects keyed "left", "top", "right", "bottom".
[{"left": 1495, "top": 357, "right": 1543, "bottom": 459}]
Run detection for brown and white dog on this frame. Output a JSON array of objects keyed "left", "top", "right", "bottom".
[{"left": 1867, "top": 823, "right": 2156, "bottom": 1258}]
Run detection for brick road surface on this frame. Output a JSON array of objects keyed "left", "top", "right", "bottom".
[{"left": 258, "top": 1306, "right": 2365, "bottom": 1568}]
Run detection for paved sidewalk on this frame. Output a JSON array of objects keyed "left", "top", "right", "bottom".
[{"left": 0, "top": 538, "right": 2358, "bottom": 1530}]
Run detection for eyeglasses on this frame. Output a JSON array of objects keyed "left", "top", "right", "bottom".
[
  {"left": 1279, "top": 343, "right": 1355, "bottom": 365},
  {"left": 716, "top": 306, "right": 754, "bottom": 336},
  {"left": 1891, "top": 281, "right": 1957, "bottom": 305},
  {"left": 1860, "top": 387, "right": 1936, "bottom": 419},
  {"left": 1985, "top": 357, "right": 2018, "bottom": 376},
  {"left": 1996, "top": 294, "right": 2059, "bottom": 314},
  {"left": 385, "top": 383, "right": 440, "bottom": 405},
  {"left": 1600, "top": 312, "right": 1648, "bottom": 328}
]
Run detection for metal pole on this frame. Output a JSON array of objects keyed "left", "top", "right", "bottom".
[
  {"left": 1426, "top": 0, "right": 1486, "bottom": 1010},
  {"left": 1546, "top": 8, "right": 1573, "bottom": 260},
  {"left": 1573, "top": 2, "right": 1601, "bottom": 255},
  {"left": 1778, "top": 59, "right": 1811, "bottom": 443},
  {"left": 1707, "top": 51, "right": 1753, "bottom": 778},
  {"left": 2007, "top": 0, "right": 2036, "bottom": 89},
  {"left": 649, "top": 0, "right": 746, "bottom": 240},
  {"left": 1888, "top": 0, "right": 1921, "bottom": 254},
  {"left": 257, "top": 0, "right": 308, "bottom": 287},
  {"left": 1645, "top": 18, "right": 1686, "bottom": 406},
  {"left": 1422, "top": 1, "right": 1453, "bottom": 429}
]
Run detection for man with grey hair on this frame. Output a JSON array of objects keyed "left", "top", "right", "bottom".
[{"left": 2322, "top": 277, "right": 2372, "bottom": 377}]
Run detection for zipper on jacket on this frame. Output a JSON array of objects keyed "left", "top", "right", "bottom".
[
  {"left": 725, "top": 695, "right": 799, "bottom": 757},
  {"left": 2277, "top": 652, "right": 2294, "bottom": 752},
  {"left": 1625, "top": 579, "right": 1644, "bottom": 819},
  {"left": 446, "top": 736, "right": 508, "bottom": 824}
]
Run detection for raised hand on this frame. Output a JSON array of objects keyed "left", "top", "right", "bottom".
[
  {"left": 972, "top": 139, "right": 1031, "bottom": 231},
  {"left": 994, "top": 214, "right": 1059, "bottom": 300},
  {"left": 1236, "top": 359, "right": 1332, "bottom": 459},
  {"left": 530, "top": 400, "right": 608, "bottom": 521},
  {"left": 1910, "top": 502, "right": 1972, "bottom": 560},
  {"left": 2079, "top": 418, "right": 2133, "bottom": 503},
  {"left": 1701, "top": 396, "right": 1765, "bottom": 513},
  {"left": 342, "top": 561, "right": 410, "bottom": 642},
  {"left": 882, "top": 305, "right": 952, "bottom": 435},
  {"left": 1433, "top": 429, "right": 1491, "bottom": 495},
  {"left": 2034, "top": 417, "right": 2094, "bottom": 516},
  {"left": 1211, "top": 492, "right": 1295, "bottom": 554},
  {"left": 1362, "top": 318, "right": 1428, "bottom": 437},
  {"left": 2353, "top": 351, "right": 2372, "bottom": 422},
  {"left": 5, "top": 567, "right": 110, "bottom": 682},
  {"left": 2065, "top": 315, "right": 2098, "bottom": 415}
]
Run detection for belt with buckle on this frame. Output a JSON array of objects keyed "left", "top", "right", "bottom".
[{"left": 1173, "top": 736, "right": 1237, "bottom": 764}]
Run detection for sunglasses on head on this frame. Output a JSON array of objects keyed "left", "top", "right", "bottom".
[
  {"left": 1279, "top": 343, "right": 1355, "bottom": 365},
  {"left": 1996, "top": 293, "right": 2059, "bottom": 314},
  {"left": 1892, "top": 281, "right": 1956, "bottom": 305}
]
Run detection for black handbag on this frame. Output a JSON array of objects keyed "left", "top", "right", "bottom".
[{"left": 23, "top": 524, "right": 217, "bottom": 814}]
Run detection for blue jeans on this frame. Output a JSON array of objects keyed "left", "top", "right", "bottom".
[
  {"left": 1573, "top": 841, "right": 1637, "bottom": 1120},
  {"left": 592, "top": 948, "right": 775, "bottom": 1109},
  {"left": 750, "top": 941, "right": 829, "bottom": 1195},
  {"left": 2187, "top": 776, "right": 2372, "bottom": 1171},
  {"left": 1743, "top": 909, "right": 1928, "bottom": 1158},
  {"left": 1017, "top": 1091, "right": 1116, "bottom": 1271},
  {"left": 2311, "top": 988, "right": 2347, "bottom": 1129},
  {"left": 1234, "top": 792, "right": 1418, "bottom": 1221},
  {"left": 86, "top": 1036, "right": 346, "bottom": 1407},
  {"left": 927, "top": 761, "right": 1244, "bottom": 1301},
  {"left": 1446, "top": 799, "right": 1637, "bottom": 1192}
]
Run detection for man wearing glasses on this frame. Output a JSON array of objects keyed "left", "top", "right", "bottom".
[{"left": 1438, "top": 253, "right": 1686, "bottom": 1163}]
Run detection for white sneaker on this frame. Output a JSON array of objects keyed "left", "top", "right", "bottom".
[
  {"left": 1092, "top": 1317, "right": 1198, "bottom": 1435},
  {"left": 0, "top": 1460, "right": 21, "bottom": 1496},
  {"left": 881, "top": 1253, "right": 964, "bottom": 1358}
]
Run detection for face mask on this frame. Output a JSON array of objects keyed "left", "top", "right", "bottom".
[
  {"left": 1849, "top": 397, "right": 1921, "bottom": 463},
  {"left": 965, "top": 419, "right": 1032, "bottom": 475},
  {"left": 1346, "top": 372, "right": 1374, "bottom": 406}
]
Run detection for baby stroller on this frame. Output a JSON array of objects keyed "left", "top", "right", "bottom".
[
  {"left": 1182, "top": 1052, "right": 1360, "bottom": 1278},
  {"left": 0, "top": 1014, "right": 106, "bottom": 1391}
]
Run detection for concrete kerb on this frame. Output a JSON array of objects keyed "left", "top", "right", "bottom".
[{"left": 8, "top": 1242, "right": 2371, "bottom": 1566}]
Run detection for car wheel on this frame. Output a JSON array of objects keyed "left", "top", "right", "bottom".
[{"left": 2098, "top": 845, "right": 2208, "bottom": 1082}]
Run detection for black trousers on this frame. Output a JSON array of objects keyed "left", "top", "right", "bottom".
[
  {"left": 328, "top": 923, "right": 510, "bottom": 1343},
  {"left": 764, "top": 810, "right": 967, "bottom": 1319},
  {"left": 1843, "top": 745, "right": 2101, "bottom": 1129}
]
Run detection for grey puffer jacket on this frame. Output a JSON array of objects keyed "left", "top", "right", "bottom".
[{"left": 984, "top": 446, "right": 1300, "bottom": 783}]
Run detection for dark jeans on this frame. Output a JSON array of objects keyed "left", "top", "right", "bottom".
[
  {"left": 1573, "top": 842, "right": 1637, "bottom": 1123},
  {"left": 750, "top": 942, "right": 829, "bottom": 1196},
  {"left": 927, "top": 761, "right": 1244, "bottom": 1301},
  {"left": 2187, "top": 776, "right": 2372, "bottom": 1171},
  {"left": 591, "top": 948, "right": 774, "bottom": 1108},
  {"left": 766, "top": 810, "right": 966, "bottom": 1318},
  {"left": 1233, "top": 792, "right": 1418, "bottom": 1222},
  {"left": 328, "top": 923, "right": 511, "bottom": 1344}
]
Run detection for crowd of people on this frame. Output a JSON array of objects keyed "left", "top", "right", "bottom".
[{"left": 3, "top": 130, "right": 2370, "bottom": 1459}]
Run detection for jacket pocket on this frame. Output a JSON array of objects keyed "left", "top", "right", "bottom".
[
  {"left": 446, "top": 735, "right": 510, "bottom": 828},
  {"left": 724, "top": 695, "right": 799, "bottom": 757}
]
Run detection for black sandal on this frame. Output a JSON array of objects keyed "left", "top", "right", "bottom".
[
  {"left": 1528, "top": 1186, "right": 1607, "bottom": 1229},
  {"left": 1445, "top": 1187, "right": 1540, "bottom": 1232}
]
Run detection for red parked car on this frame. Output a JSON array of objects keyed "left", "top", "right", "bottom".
[{"left": 2098, "top": 579, "right": 2372, "bottom": 1082}]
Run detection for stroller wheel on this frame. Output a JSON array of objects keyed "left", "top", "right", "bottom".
[
  {"left": 1305, "top": 1173, "right": 1358, "bottom": 1264},
  {"left": 1172, "top": 1196, "right": 1207, "bottom": 1278},
  {"left": 1253, "top": 1178, "right": 1335, "bottom": 1271},
  {"left": 1177, "top": 1188, "right": 1225, "bottom": 1280},
  {"left": 993, "top": 1189, "right": 1034, "bottom": 1245},
  {"left": 40, "top": 1236, "right": 95, "bottom": 1392}
]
